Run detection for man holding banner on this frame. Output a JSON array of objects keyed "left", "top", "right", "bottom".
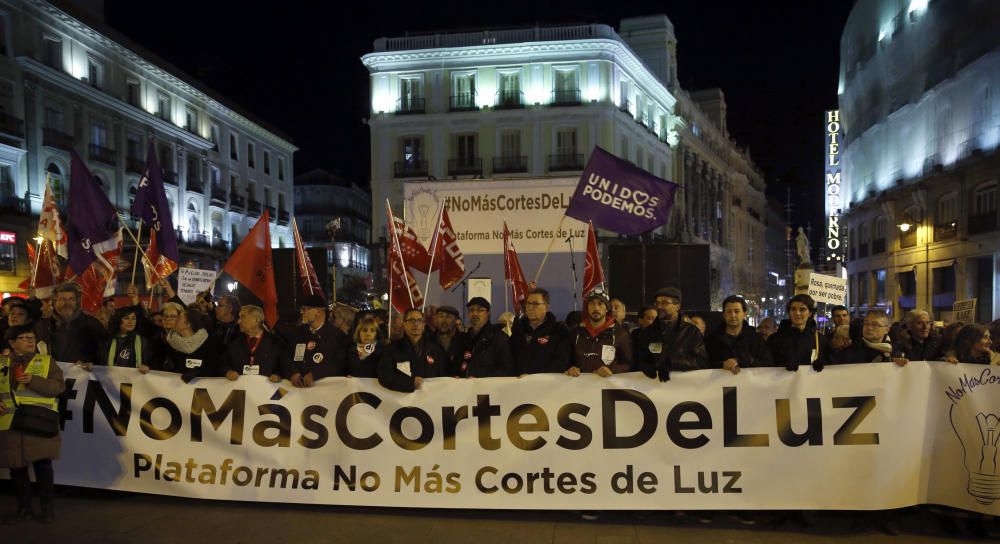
[{"left": 635, "top": 287, "right": 707, "bottom": 381}]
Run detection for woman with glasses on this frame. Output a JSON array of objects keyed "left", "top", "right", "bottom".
[{"left": 0, "top": 324, "right": 65, "bottom": 523}]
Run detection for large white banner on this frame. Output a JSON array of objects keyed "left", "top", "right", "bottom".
[
  {"left": 49, "top": 362, "right": 1000, "bottom": 513},
  {"left": 403, "top": 179, "right": 587, "bottom": 254}
]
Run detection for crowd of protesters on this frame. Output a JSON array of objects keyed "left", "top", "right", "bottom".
[{"left": 0, "top": 279, "right": 997, "bottom": 534}]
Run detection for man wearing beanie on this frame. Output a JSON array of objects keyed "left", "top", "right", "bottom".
[
  {"left": 635, "top": 286, "right": 707, "bottom": 381},
  {"left": 568, "top": 291, "right": 633, "bottom": 377}
]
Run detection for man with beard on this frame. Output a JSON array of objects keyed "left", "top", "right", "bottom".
[
  {"left": 568, "top": 292, "right": 633, "bottom": 377},
  {"left": 456, "top": 298, "right": 513, "bottom": 377},
  {"left": 378, "top": 307, "right": 448, "bottom": 392},
  {"left": 433, "top": 306, "right": 467, "bottom": 376},
  {"left": 512, "top": 288, "right": 572, "bottom": 374},
  {"left": 706, "top": 295, "right": 773, "bottom": 374},
  {"left": 37, "top": 282, "right": 108, "bottom": 368},
  {"left": 635, "top": 287, "right": 707, "bottom": 381}
]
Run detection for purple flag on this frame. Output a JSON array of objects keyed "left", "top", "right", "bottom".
[
  {"left": 68, "top": 150, "right": 118, "bottom": 275},
  {"left": 565, "top": 146, "right": 679, "bottom": 235},
  {"left": 132, "top": 141, "right": 178, "bottom": 264}
]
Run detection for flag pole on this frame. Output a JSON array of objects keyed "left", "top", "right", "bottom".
[
  {"left": 116, "top": 212, "right": 151, "bottom": 264},
  {"left": 421, "top": 205, "right": 445, "bottom": 312},
  {"left": 130, "top": 219, "right": 143, "bottom": 286},
  {"left": 502, "top": 227, "right": 510, "bottom": 314},
  {"left": 533, "top": 213, "right": 567, "bottom": 282},
  {"left": 29, "top": 241, "right": 41, "bottom": 289}
]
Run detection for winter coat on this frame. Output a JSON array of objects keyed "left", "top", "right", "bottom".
[
  {"left": 828, "top": 335, "right": 898, "bottom": 365},
  {"left": 162, "top": 330, "right": 220, "bottom": 381},
  {"left": 283, "top": 321, "right": 348, "bottom": 380},
  {"left": 635, "top": 318, "right": 708, "bottom": 381},
  {"left": 705, "top": 324, "right": 774, "bottom": 369},
  {"left": 572, "top": 317, "right": 634, "bottom": 374},
  {"left": 377, "top": 334, "right": 448, "bottom": 392},
  {"left": 945, "top": 349, "right": 1000, "bottom": 365},
  {"left": 38, "top": 312, "right": 109, "bottom": 363},
  {"left": 767, "top": 319, "right": 830, "bottom": 371},
  {"left": 459, "top": 324, "right": 514, "bottom": 377},
  {"left": 891, "top": 329, "right": 943, "bottom": 361},
  {"left": 511, "top": 313, "right": 573, "bottom": 375},
  {"left": 0, "top": 355, "right": 65, "bottom": 468},
  {"left": 221, "top": 331, "right": 284, "bottom": 377},
  {"left": 347, "top": 342, "right": 385, "bottom": 378}
]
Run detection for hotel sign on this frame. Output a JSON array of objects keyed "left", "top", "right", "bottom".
[{"left": 825, "top": 110, "right": 843, "bottom": 262}]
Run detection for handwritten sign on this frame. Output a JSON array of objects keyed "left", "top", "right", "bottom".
[
  {"left": 952, "top": 298, "right": 976, "bottom": 323},
  {"left": 807, "top": 273, "right": 847, "bottom": 305},
  {"left": 177, "top": 267, "right": 216, "bottom": 305}
]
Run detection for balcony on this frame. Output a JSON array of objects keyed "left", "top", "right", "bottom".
[
  {"left": 492, "top": 155, "right": 528, "bottom": 174},
  {"left": 230, "top": 194, "right": 246, "bottom": 211},
  {"left": 126, "top": 156, "right": 144, "bottom": 174},
  {"left": 494, "top": 90, "right": 524, "bottom": 109},
  {"left": 211, "top": 186, "right": 227, "bottom": 205},
  {"left": 550, "top": 89, "right": 581, "bottom": 106},
  {"left": 449, "top": 93, "right": 478, "bottom": 112},
  {"left": 394, "top": 159, "right": 428, "bottom": 178},
  {"left": 278, "top": 209, "right": 290, "bottom": 225},
  {"left": 42, "top": 128, "right": 73, "bottom": 150},
  {"left": 618, "top": 99, "right": 631, "bottom": 116},
  {"left": 396, "top": 97, "right": 425, "bottom": 114},
  {"left": 548, "top": 153, "right": 584, "bottom": 171},
  {"left": 210, "top": 237, "right": 229, "bottom": 252},
  {"left": 934, "top": 221, "right": 958, "bottom": 241},
  {"left": 177, "top": 229, "right": 209, "bottom": 248},
  {"left": 872, "top": 238, "right": 886, "bottom": 254},
  {"left": 900, "top": 228, "right": 917, "bottom": 248},
  {"left": 163, "top": 170, "right": 178, "bottom": 185},
  {"left": 247, "top": 199, "right": 262, "bottom": 216},
  {"left": 967, "top": 212, "right": 998, "bottom": 235},
  {"left": 0, "top": 192, "right": 28, "bottom": 215},
  {"left": 186, "top": 178, "right": 205, "bottom": 194},
  {"left": 89, "top": 143, "right": 116, "bottom": 165},
  {"left": 448, "top": 157, "right": 482, "bottom": 176},
  {"left": 0, "top": 112, "right": 24, "bottom": 139}
]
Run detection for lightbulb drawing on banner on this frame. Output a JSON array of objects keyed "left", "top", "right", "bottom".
[
  {"left": 418, "top": 204, "right": 430, "bottom": 234},
  {"left": 950, "top": 403, "right": 1000, "bottom": 504}
]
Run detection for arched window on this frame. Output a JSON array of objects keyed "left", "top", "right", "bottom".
[
  {"left": 970, "top": 182, "right": 997, "bottom": 235},
  {"left": 935, "top": 192, "right": 959, "bottom": 241},
  {"left": 46, "top": 162, "right": 65, "bottom": 206},
  {"left": 187, "top": 200, "right": 200, "bottom": 234}
]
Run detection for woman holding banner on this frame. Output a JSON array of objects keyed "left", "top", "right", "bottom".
[
  {"left": 100, "top": 306, "right": 149, "bottom": 370},
  {"left": 0, "top": 324, "right": 65, "bottom": 524}
]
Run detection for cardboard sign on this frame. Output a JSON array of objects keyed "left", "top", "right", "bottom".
[
  {"left": 952, "top": 299, "right": 976, "bottom": 323},
  {"left": 807, "top": 272, "right": 848, "bottom": 305},
  {"left": 177, "top": 267, "right": 216, "bottom": 305}
]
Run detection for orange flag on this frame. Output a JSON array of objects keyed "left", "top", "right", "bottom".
[{"left": 223, "top": 211, "right": 278, "bottom": 326}]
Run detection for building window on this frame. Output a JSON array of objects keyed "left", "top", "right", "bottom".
[
  {"left": 126, "top": 134, "right": 141, "bottom": 160},
  {"left": 858, "top": 271, "right": 870, "bottom": 307},
  {"left": 278, "top": 157, "right": 285, "bottom": 181},
  {"left": 556, "top": 128, "right": 578, "bottom": 157},
  {"left": 935, "top": 193, "right": 958, "bottom": 241},
  {"left": 873, "top": 216, "right": 888, "bottom": 253},
  {"left": 552, "top": 68, "right": 580, "bottom": 104},
  {"left": 402, "top": 136, "right": 423, "bottom": 164},
  {"left": 496, "top": 70, "right": 521, "bottom": 107},
  {"left": 500, "top": 131, "right": 521, "bottom": 159},
  {"left": 187, "top": 201, "right": 200, "bottom": 234},
  {"left": 90, "top": 121, "right": 108, "bottom": 148},
  {"left": 86, "top": 56, "right": 104, "bottom": 88},
  {"left": 263, "top": 151, "right": 271, "bottom": 175},
  {"left": 399, "top": 77, "right": 423, "bottom": 113},
  {"left": 157, "top": 92, "right": 170, "bottom": 120},
  {"left": 247, "top": 142, "right": 255, "bottom": 168},
  {"left": 451, "top": 72, "right": 476, "bottom": 110},
  {"left": 973, "top": 183, "right": 997, "bottom": 216},
  {"left": 42, "top": 37, "right": 62, "bottom": 70},
  {"left": 230, "top": 174, "right": 238, "bottom": 195},
  {"left": 185, "top": 107, "right": 198, "bottom": 133},
  {"left": 126, "top": 79, "right": 140, "bottom": 107},
  {"left": 875, "top": 269, "right": 887, "bottom": 304},
  {"left": 47, "top": 163, "right": 64, "bottom": 206},
  {"left": 229, "top": 132, "right": 238, "bottom": 160},
  {"left": 0, "top": 238, "right": 14, "bottom": 274},
  {"left": 44, "top": 106, "right": 64, "bottom": 131},
  {"left": 210, "top": 124, "right": 219, "bottom": 148}
]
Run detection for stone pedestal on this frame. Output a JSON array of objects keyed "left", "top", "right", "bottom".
[{"left": 794, "top": 262, "right": 814, "bottom": 296}]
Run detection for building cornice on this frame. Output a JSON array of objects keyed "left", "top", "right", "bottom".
[
  {"left": 363, "top": 39, "right": 677, "bottom": 111},
  {"left": 18, "top": 56, "right": 215, "bottom": 150},
  {"left": 26, "top": 0, "right": 297, "bottom": 153}
]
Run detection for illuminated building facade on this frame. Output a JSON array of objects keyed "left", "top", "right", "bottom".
[
  {"left": 0, "top": 0, "right": 296, "bottom": 295},
  {"left": 840, "top": 0, "right": 1000, "bottom": 321},
  {"left": 363, "top": 15, "right": 769, "bottom": 307}
]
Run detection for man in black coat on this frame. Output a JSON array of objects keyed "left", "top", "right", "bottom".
[
  {"left": 40, "top": 282, "right": 109, "bottom": 367},
  {"left": 434, "top": 305, "right": 470, "bottom": 376},
  {"left": 635, "top": 287, "right": 707, "bottom": 381},
  {"left": 222, "top": 305, "right": 284, "bottom": 381},
  {"left": 511, "top": 288, "right": 572, "bottom": 375},
  {"left": 829, "top": 309, "right": 905, "bottom": 365},
  {"left": 706, "top": 295, "right": 774, "bottom": 373},
  {"left": 458, "top": 298, "right": 514, "bottom": 377},
  {"left": 211, "top": 295, "right": 242, "bottom": 350},
  {"left": 283, "top": 294, "right": 347, "bottom": 386},
  {"left": 891, "top": 309, "right": 942, "bottom": 363},
  {"left": 378, "top": 307, "right": 448, "bottom": 392}
]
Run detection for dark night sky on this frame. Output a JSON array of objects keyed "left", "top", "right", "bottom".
[{"left": 104, "top": 0, "right": 853, "bottom": 238}]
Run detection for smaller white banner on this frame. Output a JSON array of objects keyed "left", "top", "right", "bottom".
[
  {"left": 953, "top": 299, "right": 976, "bottom": 323},
  {"left": 177, "top": 268, "right": 216, "bottom": 305},
  {"left": 808, "top": 273, "right": 848, "bottom": 305}
]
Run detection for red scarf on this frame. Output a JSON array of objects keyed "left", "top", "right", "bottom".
[{"left": 584, "top": 315, "right": 615, "bottom": 338}]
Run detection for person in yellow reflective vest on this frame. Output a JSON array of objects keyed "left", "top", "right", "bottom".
[{"left": 0, "top": 324, "right": 65, "bottom": 524}]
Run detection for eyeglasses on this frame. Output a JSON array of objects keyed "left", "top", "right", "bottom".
[{"left": 15, "top": 335, "right": 36, "bottom": 341}]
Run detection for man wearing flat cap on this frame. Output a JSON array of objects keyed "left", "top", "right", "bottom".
[
  {"left": 568, "top": 291, "right": 634, "bottom": 377},
  {"left": 434, "top": 305, "right": 469, "bottom": 375},
  {"left": 635, "top": 286, "right": 707, "bottom": 381},
  {"left": 283, "top": 294, "right": 347, "bottom": 387},
  {"left": 454, "top": 297, "right": 514, "bottom": 377}
]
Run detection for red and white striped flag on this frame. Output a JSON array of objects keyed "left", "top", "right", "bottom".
[{"left": 291, "top": 217, "right": 324, "bottom": 299}]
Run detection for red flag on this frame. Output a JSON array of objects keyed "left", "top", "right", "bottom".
[
  {"left": 141, "top": 226, "right": 178, "bottom": 287},
  {"left": 431, "top": 206, "right": 464, "bottom": 290},
  {"left": 223, "top": 211, "right": 278, "bottom": 327},
  {"left": 18, "top": 241, "right": 57, "bottom": 298},
  {"left": 291, "top": 218, "right": 324, "bottom": 299},
  {"left": 386, "top": 203, "right": 423, "bottom": 313},
  {"left": 582, "top": 222, "right": 605, "bottom": 298},
  {"left": 503, "top": 222, "right": 528, "bottom": 314},
  {"left": 392, "top": 215, "right": 432, "bottom": 271},
  {"left": 38, "top": 179, "right": 68, "bottom": 259},
  {"left": 67, "top": 230, "right": 122, "bottom": 313}
]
